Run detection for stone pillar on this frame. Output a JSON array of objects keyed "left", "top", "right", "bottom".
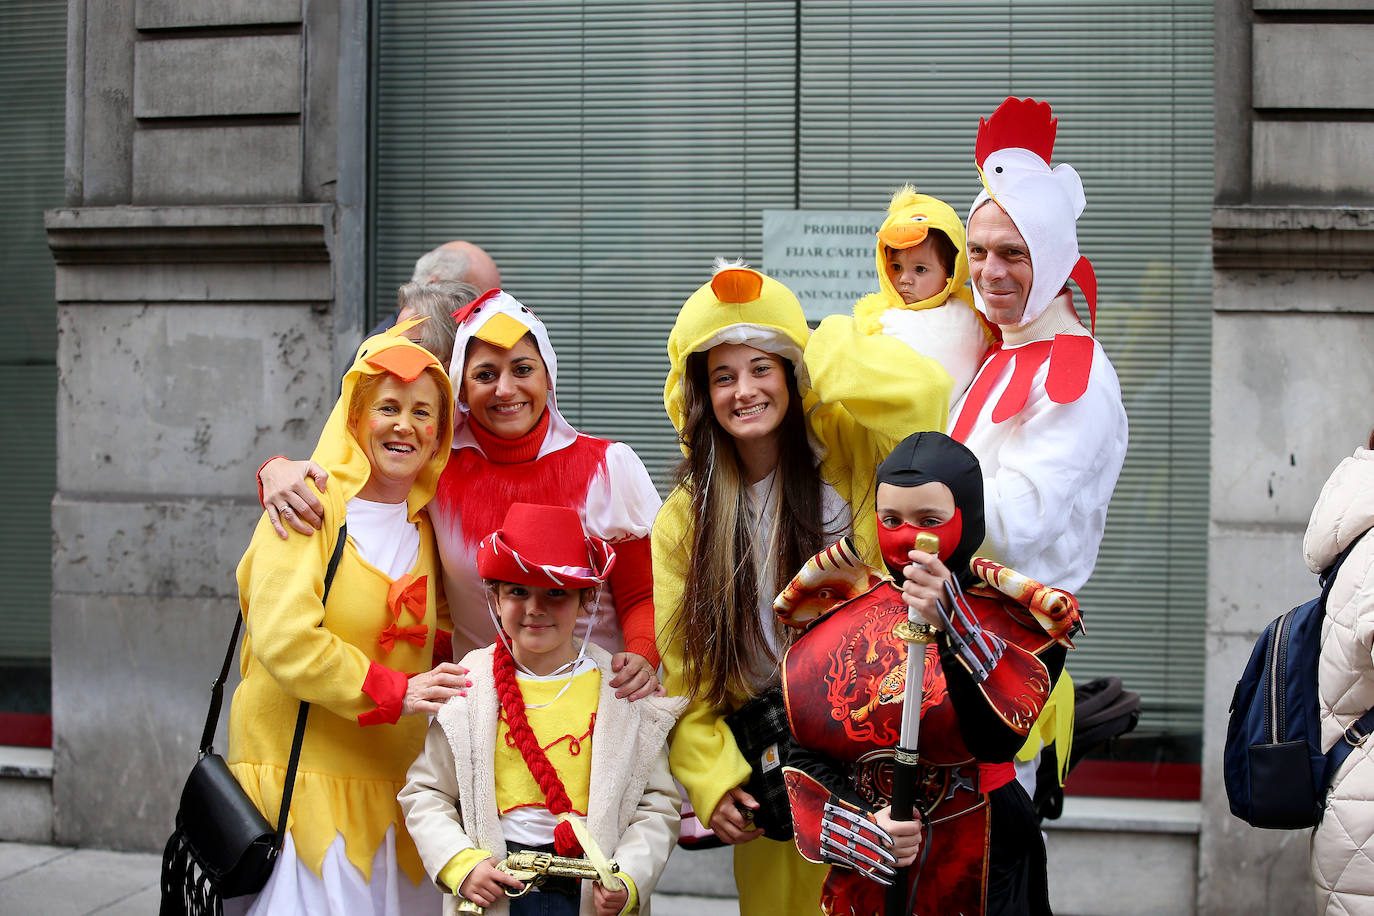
[
  {"left": 1199, "top": 2, "right": 1374, "bottom": 912},
  {"left": 45, "top": 0, "right": 363, "bottom": 849}
]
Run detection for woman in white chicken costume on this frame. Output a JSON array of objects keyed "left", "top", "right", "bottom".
[{"left": 951, "top": 98, "right": 1129, "bottom": 839}]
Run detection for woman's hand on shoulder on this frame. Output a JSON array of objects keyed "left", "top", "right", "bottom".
[
  {"left": 900, "top": 550, "right": 950, "bottom": 630},
  {"left": 708, "top": 785, "right": 765, "bottom": 844},
  {"left": 403, "top": 662, "right": 471, "bottom": 716},
  {"left": 610, "top": 652, "right": 662, "bottom": 701},
  {"left": 459, "top": 857, "right": 524, "bottom": 908},
  {"left": 260, "top": 457, "right": 329, "bottom": 539}
]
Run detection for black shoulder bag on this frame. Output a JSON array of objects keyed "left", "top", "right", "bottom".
[
  {"left": 160, "top": 524, "right": 347, "bottom": 916},
  {"left": 724, "top": 684, "right": 795, "bottom": 841}
]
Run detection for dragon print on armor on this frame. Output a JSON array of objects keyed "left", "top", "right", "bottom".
[{"left": 829, "top": 633, "right": 946, "bottom": 746}]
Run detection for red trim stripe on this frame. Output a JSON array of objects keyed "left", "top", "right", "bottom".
[
  {"left": 0, "top": 713, "right": 52, "bottom": 748},
  {"left": 1063, "top": 760, "right": 1200, "bottom": 801}
]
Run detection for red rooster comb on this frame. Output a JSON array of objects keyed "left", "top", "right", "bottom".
[
  {"left": 975, "top": 97, "right": 1058, "bottom": 169},
  {"left": 451, "top": 286, "right": 502, "bottom": 327}
]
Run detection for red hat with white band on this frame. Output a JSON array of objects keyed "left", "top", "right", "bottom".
[{"left": 476, "top": 503, "right": 616, "bottom": 589}]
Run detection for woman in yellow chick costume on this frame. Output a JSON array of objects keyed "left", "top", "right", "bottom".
[
  {"left": 227, "top": 327, "right": 467, "bottom": 915},
  {"left": 653, "top": 261, "right": 951, "bottom": 913}
]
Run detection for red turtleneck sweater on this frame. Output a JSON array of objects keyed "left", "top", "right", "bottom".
[{"left": 434, "top": 411, "right": 659, "bottom": 666}]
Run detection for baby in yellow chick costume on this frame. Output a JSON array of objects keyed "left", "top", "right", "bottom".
[{"left": 852, "top": 186, "right": 994, "bottom": 408}]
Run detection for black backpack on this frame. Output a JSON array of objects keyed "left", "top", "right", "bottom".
[
  {"left": 1223, "top": 530, "right": 1371, "bottom": 829},
  {"left": 1033, "top": 676, "right": 1141, "bottom": 821}
]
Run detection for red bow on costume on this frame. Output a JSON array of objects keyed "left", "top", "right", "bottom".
[
  {"left": 378, "top": 622, "right": 429, "bottom": 653},
  {"left": 378, "top": 573, "right": 429, "bottom": 653},
  {"left": 388, "top": 574, "right": 428, "bottom": 622}
]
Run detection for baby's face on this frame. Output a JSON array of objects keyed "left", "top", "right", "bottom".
[{"left": 885, "top": 238, "right": 950, "bottom": 305}]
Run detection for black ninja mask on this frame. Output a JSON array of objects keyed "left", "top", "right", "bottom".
[{"left": 874, "top": 430, "right": 985, "bottom": 584}]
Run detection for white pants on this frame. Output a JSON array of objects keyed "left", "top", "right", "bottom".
[{"left": 224, "top": 826, "right": 441, "bottom": 916}]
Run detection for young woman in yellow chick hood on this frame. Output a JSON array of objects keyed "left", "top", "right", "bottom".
[
  {"left": 653, "top": 261, "right": 952, "bottom": 913},
  {"left": 226, "top": 328, "right": 467, "bottom": 916}
]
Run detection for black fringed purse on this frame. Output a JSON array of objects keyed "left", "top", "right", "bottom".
[{"left": 159, "top": 525, "right": 346, "bottom": 916}]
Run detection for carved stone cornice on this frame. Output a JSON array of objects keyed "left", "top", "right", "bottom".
[
  {"left": 45, "top": 204, "right": 333, "bottom": 305},
  {"left": 1212, "top": 205, "right": 1374, "bottom": 271}
]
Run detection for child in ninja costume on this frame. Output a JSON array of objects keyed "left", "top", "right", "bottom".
[
  {"left": 851, "top": 186, "right": 994, "bottom": 408},
  {"left": 400, "top": 503, "right": 685, "bottom": 916},
  {"left": 775, "top": 431, "right": 1079, "bottom": 916}
]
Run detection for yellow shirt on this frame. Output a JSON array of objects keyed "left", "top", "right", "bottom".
[{"left": 494, "top": 667, "right": 600, "bottom": 816}]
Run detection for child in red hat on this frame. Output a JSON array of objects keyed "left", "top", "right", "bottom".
[{"left": 401, "top": 503, "right": 685, "bottom": 916}]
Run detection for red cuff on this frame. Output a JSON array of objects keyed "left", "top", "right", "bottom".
[
  {"left": 433, "top": 629, "right": 453, "bottom": 667},
  {"left": 623, "top": 635, "right": 659, "bottom": 663},
  {"left": 607, "top": 536, "right": 659, "bottom": 668},
  {"left": 358, "top": 662, "right": 407, "bottom": 726},
  {"left": 256, "top": 455, "right": 287, "bottom": 509}
]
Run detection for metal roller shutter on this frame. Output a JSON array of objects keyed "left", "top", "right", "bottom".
[
  {"left": 0, "top": 3, "right": 65, "bottom": 665},
  {"left": 795, "top": 1, "right": 1212, "bottom": 738},
  {"left": 374, "top": 1, "right": 800, "bottom": 481}
]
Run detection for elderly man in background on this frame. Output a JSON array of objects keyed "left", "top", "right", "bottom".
[
  {"left": 410, "top": 239, "right": 501, "bottom": 290},
  {"left": 366, "top": 240, "right": 502, "bottom": 338}
]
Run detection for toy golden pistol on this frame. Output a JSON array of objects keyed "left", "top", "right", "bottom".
[{"left": 455, "top": 851, "right": 619, "bottom": 914}]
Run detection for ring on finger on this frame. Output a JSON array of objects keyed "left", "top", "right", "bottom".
[{"left": 279, "top": 505, "right": 292, "bottom": 514}]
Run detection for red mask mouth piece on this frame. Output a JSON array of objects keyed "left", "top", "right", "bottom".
[{"left": 876, "top": 509, "right": 963, "bottom": 573}]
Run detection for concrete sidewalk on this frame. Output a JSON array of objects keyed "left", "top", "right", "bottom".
[{"left": 0, "top": 841, "right": 739, "bottom": 916}]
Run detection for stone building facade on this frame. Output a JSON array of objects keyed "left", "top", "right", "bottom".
[
  {"left": 36, "top": 0, "right": 367, "bottom": 849},
  {"left": 1199, "top": 2, "right": 1374, "bottom": 913}
]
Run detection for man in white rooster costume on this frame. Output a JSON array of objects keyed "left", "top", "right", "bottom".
[
  {"left": 953, "top": 96, "right": 1127, "bottom": 591},
  {"left": 951, "top": 98, "right": 1129, "bottom": 823}
]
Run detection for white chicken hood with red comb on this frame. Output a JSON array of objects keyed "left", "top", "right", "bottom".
[
  {"left": 446, "top": 287, "right": 578, "bottom": 459},
  {"left": 970, "top": 97, "right": 1087, "bottom": 330}
]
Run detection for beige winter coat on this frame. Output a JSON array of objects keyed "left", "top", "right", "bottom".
[
  {"left": 399, "top": 643, "right": 686, "bottom": 916},
  {"left": 1307, "top": 447, "right": 1374, "bottom": 914}
]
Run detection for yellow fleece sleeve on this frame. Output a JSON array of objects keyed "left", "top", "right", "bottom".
[
  {"left": 438, "top": 848, "right": 494, "bottom": 895},
  {"left": 652, "top": 491, "right": 752, "bottom": 822},
  {"left": 613, "top": 872, "right": 639, "bottom": 915},
  {"left": 235, "top": 493, "right": 389, "bottom": 720},
  {"left": 806, "top": 312, "right": 952, "bottom": 448},
  {"left": 429, "top": 519, "right": 452, "bottom": 637},
  {"left": 805, "top": 313, "right": 953, "bottom": 562}
]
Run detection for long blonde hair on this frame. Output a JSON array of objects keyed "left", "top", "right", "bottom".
[{"left": 671, "top": 351, "right": 826, "bottom": 707}]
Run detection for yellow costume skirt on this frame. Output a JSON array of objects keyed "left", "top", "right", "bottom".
[{"left": 734, "top": 835, "right": 828, "bottom": 915}]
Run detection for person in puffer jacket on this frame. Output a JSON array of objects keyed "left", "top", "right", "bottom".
[{"left": 1308, "top": 428, "right": 1374, "bottom": 913}]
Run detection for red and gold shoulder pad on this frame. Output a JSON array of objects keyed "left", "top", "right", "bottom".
[
  {"left": 774, "top": 537, "right": 887, "bottom": 631},
  {"left": 970, "top": 558, "right": 1081, "bottom": 647}
]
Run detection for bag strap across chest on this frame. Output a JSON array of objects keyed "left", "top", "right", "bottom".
[{"left": 200, "top": 523, "right": 348, "bottom": 843}]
